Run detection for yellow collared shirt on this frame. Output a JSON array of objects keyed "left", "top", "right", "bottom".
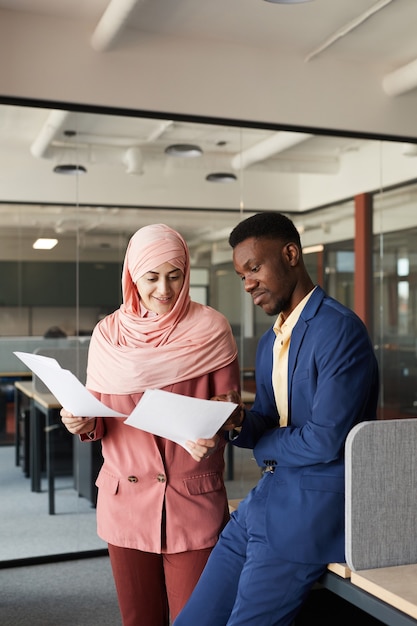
[{"left": 272, "top": 288, "right": 315, "bottom": 427}]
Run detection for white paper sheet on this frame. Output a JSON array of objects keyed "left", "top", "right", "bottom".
[
  {"left": 13, "top": 351, "right": 237, "bottom": 452},
  {"left": 125, "top": 388, "right": 237, "bottom": 450},
  {"left": 13, "top": 351, "right": 127, "bottom": 417}
]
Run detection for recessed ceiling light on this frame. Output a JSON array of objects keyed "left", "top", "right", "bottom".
[
  {"left": 164, "top": 144, "right": 203, "bottom": 157},
  {"left": 33, "top": 238, "right": 58, "bottom": 250},
  {"left": 53, "top": 164, "right": 87, "bottom": 175},
  {"left": 206, "top": 172, "right": 237, "bottom": 183},
  {"left": 303, "top": 244, "right": 324, "bottom": 254}
]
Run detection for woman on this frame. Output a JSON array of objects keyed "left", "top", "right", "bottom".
[{"left": 61, "top": 224, "right": 240, "bottom": 626}]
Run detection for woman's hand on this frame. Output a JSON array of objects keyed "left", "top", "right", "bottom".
[
  {"left": 211, "top": 390, "right": 245, "bottom": 432},
  {"left": 186, "top": 434, "right": 220, "bottom": 462},
  {"left": 60, "top": 408, "right": 96, "bottom": 436}
]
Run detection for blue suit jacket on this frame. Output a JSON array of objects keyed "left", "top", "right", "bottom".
[{"left": 233, "top": 286, "right": 379, "bottom": 564}]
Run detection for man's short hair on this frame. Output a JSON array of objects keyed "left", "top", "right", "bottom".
[{"left": 229, "top": 212, "right": 301, "bottom": 248}]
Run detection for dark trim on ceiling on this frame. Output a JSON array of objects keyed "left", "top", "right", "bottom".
[{"left": 2, "top": 94, "right": 417, "bottom": 146}]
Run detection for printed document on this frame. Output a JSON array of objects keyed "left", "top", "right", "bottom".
[{"left": 13, "top": 351, "right": 237, "bottom": 452}]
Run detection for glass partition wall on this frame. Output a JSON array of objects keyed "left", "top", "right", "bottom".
[
  {"left": 1, "top": 100, "right": 417, "bottom": 565},
  {"left": 373, "top": 183, "right": 417, "bottom": 419}
]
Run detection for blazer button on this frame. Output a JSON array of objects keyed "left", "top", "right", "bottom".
[
  {"left": 128, "top": 476, "right": 138, "bottom": 483},
  {"left": 157, "top": 473, "right": 166, "bottom": 483}
]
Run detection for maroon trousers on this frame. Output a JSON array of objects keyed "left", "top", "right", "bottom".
[{"left": 108, "top": 543, "right": 212, "bottom": 626}]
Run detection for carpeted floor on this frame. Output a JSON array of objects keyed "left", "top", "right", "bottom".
[
  {"left": 0, "top": 554, "right": 122, "bottom": 626},
  {"left": 0, "top": 440, "right": 385, "bottom": 626},
  {"left": 0, "top": 441, "right": 260, "bottom": 562},
  {"left": 0, "top": 429, "right": 261, "bottom": 625},
  {"left": 0, "top": 445, "right": 107, "bottom": 562}
]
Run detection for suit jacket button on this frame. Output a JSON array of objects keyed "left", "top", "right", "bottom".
[
  {"left": 157, "top": 473, "right": 166, "bottom": 483},
  {"left": 128, "top": 476, "right": 138, "bottom": 483}
]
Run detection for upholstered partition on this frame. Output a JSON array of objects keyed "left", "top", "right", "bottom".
[
  {"left": 345, "top": 418, "right": 417, "bottom": 571},
  {"left": 1, "top": 337, "right": 71, "bottom": 374}
]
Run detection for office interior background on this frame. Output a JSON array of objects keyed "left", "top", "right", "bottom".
[{"left": 1, "top": 0, "right": 417, "bottom": 569}]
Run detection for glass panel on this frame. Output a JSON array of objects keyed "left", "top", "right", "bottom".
[
  {"left": 2, "top": 101, "right": 417, "bottom": 564},
  {"left": 324, "top": 243, "right": 355, "bottom": 309},
  {"left": 373, "top": 183, "right": 417, "bottom": 419},
  {"left": 0, "top": 103, "right": 252, "bottom": 563}
]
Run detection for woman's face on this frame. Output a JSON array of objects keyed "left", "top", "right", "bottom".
[{"left": 136, "top": 261, "right": 185, "bottom": 314}]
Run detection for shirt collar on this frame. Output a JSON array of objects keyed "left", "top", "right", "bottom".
[{"left": 273, "top": 286, "right": 316, "bottom": 336}]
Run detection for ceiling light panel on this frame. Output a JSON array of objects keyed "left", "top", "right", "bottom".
[{"left": 33, "top": 238, "right": 58, "bottom": 250}]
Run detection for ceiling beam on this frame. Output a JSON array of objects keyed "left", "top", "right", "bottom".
[
  {"left": 91, "top": 0, "right": 146, "bottom": 52},
  {"left": 382, "top": 57, "right": 417, "bottom": 97},
  {"left": 231, "top": 132, "right": 312, "bottom": 171},
  {"left": 30, "top": 110, "right": 71, "bottom": 159},
  {"left": 304, "top": 0, "right": 393, "bottom": 63}
]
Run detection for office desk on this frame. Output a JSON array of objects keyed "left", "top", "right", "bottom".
[
  {"left": 0, "top": 371, "right": 31, "bottom": 442},
  {"left": 320, "top": 565, "right": 417, "bottom": 625},
  {"left": 14, "top": 380, "right": 34, "bottom": 471},
  {"left": 351, "top": 565, "right": 417, "bottom": 622},
  {"left": 14, "top": 380, "right": 72, "bottom": 515},
  {"left": 3, "top": 371, "right": 32, "bottom": 378},
  {"left": 32, "top": 390, "right": 67, "bottom": 515}
]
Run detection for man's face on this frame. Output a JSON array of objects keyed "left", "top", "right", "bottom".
[{"left": 232, "top": 236, "right": 297, "bottom": 317}]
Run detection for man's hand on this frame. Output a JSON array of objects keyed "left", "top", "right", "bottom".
[{"left": 211, "top": 390, "right": 245, "bottom": 432}]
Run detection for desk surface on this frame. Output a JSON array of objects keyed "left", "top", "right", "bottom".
[
  {"left": 2, "top": 371, "right": 32, "bottom": 378},
  {"left": 327, "top": 562, "right": 351, "bottom": 578},
  {"left": 14, "top": 380, "right": 34, "bottom": 398},
  {"left": 15, "top": 380, "right": 61, "bottom": 409},
  {"left": 33, "top": 392, "right": 61, "bottom": 410},
  {"left": 351, "top": 564, "right": 417, "bottom": 620}
]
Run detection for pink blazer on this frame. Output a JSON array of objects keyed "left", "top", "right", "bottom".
[{"left": 83, "top": 359, "right": 240, "bottom": 554}]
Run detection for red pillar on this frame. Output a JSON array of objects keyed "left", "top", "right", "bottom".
[{"left": 354, "top": 193, "right": 373, "bottom": 334}]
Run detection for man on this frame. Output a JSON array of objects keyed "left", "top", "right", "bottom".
[{"left": 174, "top": 212, "right": 379, "bottom": 626}]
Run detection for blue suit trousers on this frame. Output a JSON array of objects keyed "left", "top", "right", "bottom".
[{"left": 173, "top": 479, "right": 327, "bottom": 626}]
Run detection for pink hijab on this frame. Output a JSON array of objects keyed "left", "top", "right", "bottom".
[{"left": 86, "top": 224, "right": 238, "bottom": 394}]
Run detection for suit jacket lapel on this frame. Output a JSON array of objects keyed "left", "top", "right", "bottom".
[{"left": 287, "top": 286, "right": 325, "bottom": 422}]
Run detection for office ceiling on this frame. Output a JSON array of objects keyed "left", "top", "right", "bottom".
[
  {"left": 1, "top": 0, "right": 417, "bottom": 71},
  {"left": 0, "top": 103, "right": 373, "bottom": 254},
  {"left": 2, "top": 0, "right": 417, "bottom": 76},
  {"left": 1, "top": 0, "right": 417, "bottom": 256}
]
